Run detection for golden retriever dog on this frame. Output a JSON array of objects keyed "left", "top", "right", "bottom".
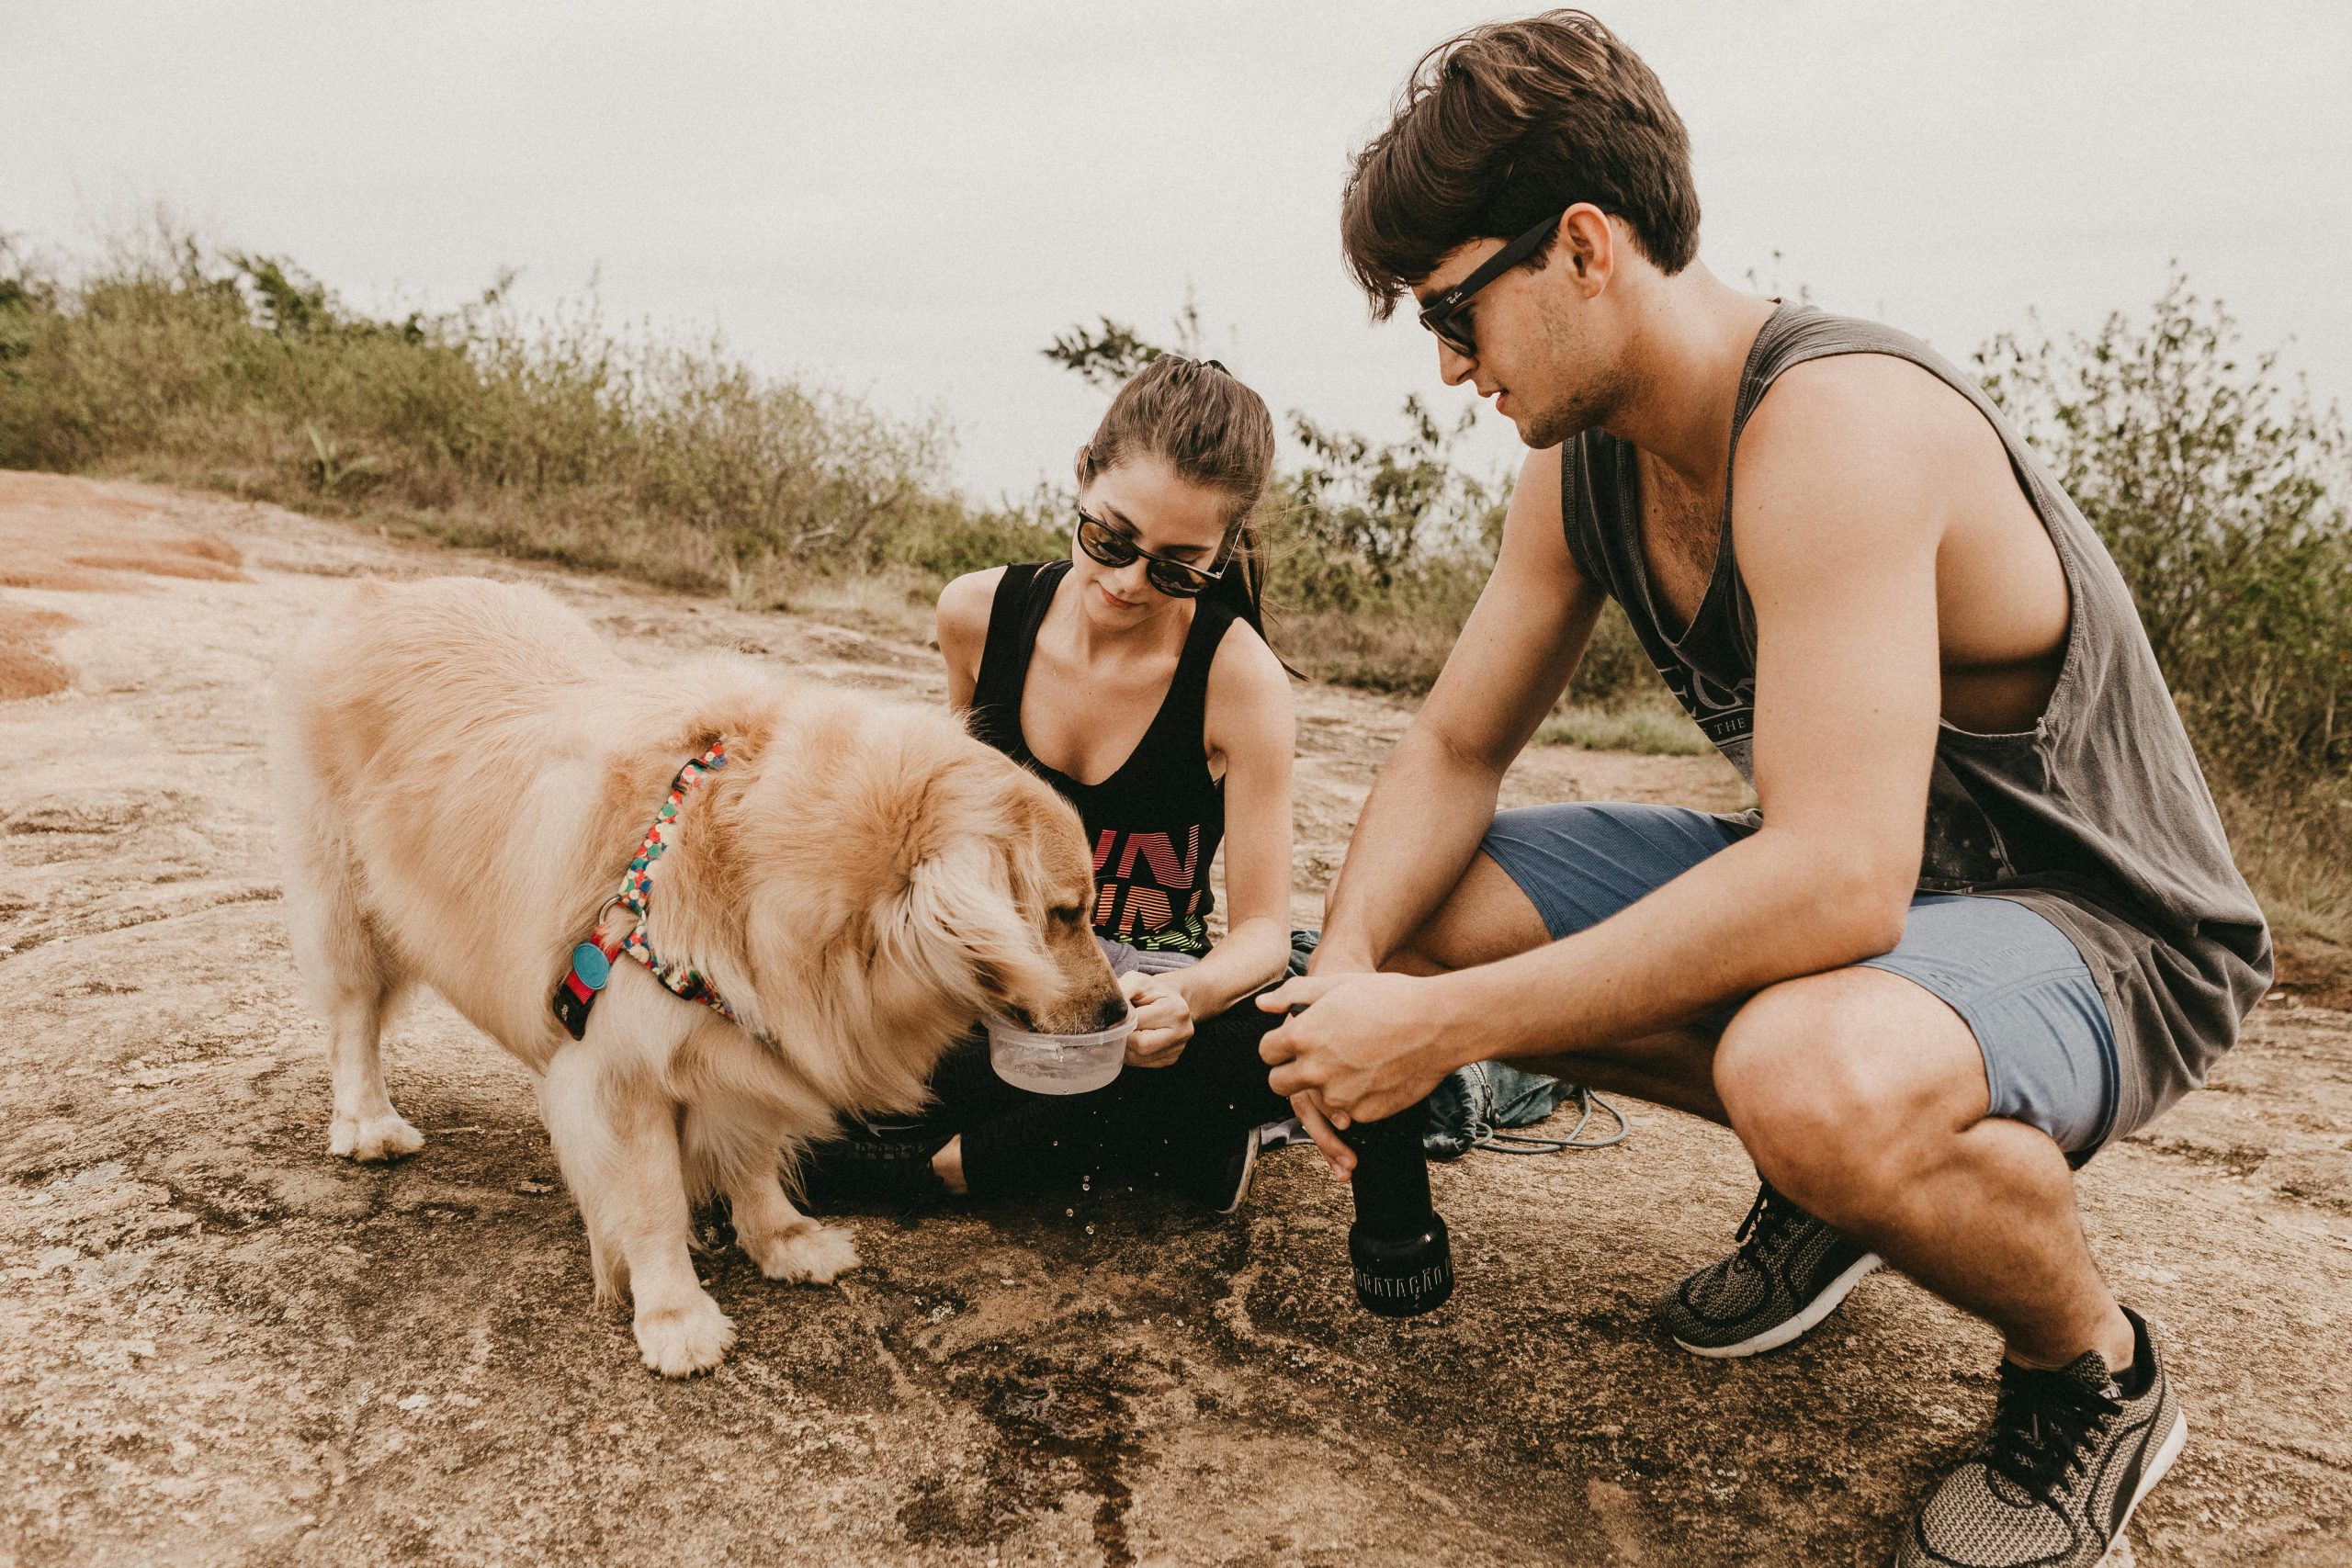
[{"left": 272, "top": 577, "right": 1122, "bottom": 1375}]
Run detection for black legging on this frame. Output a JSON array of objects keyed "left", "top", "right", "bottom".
[{"left": 922, "top": 998, "right": 1294, "bottom": 1200}]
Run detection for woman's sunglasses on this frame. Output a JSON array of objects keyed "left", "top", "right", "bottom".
[
  {"left": 1416, "top": 207, "right": 1571, "bottom": 359},
  {"left": 1075, "top": 509, "right": 1232, "bottom": 599}
]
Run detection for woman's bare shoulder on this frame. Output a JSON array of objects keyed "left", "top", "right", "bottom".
[
  {"left": 1204, "top": 617, "right": 1295, "bottom": 735},
  {"left": 936, "top": 567, "right": 1009, "bottom": 655}
]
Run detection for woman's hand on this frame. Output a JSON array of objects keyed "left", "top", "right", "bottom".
[{"left": 1119, "top": 971, "right": 1194, "bottom": 1067}]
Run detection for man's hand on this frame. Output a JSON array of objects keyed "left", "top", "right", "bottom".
[
  {"left": 1282, "top": 943, "right": 1380, "bottom": 1172},
  {"left": 1257, "top": 971, "right": 1454, "bottom": 1175},
  {"left": 1119, "top": 971, "right": 1193, "bottom": 1067}
]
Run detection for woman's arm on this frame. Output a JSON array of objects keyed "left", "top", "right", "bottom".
[
  {"left": 1174, "top": 623, "right": 1296, "bottom": 1020},
  {"left": 935, "top": 567, "right": 1006, "bottom": 713}
]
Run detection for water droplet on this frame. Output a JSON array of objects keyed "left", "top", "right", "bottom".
[
  {"left": 1080, "top": 1175, "right": 1091, "bottom": 1191},
  {"left": 1064, "top": 1208, "right": 1075, "bottom": 1218},
  {"left": 1084, "top": 1224, "right": 1096, "bottom": 1235}
]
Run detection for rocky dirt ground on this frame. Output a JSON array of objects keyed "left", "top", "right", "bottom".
[{"left": 3, "top": 469, "right": 2348, "bottom": 1566}]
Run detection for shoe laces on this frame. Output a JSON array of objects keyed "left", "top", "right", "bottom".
[
  {"left": 1731, "top": 1182, "right": 1805, "bottom": 1268},
  {"left": 1979, "top": 1359, "right": 2120, "bottom": 1495}
]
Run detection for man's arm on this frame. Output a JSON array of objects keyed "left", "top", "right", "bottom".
[
  {"left": 1264, "top": 360, "right": 1950, "bottom": 1122},
  {"left": 1314, "top": 447, "right": 1604, "bottom": 973}
]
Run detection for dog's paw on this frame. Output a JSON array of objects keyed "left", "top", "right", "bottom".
[
  {"left": 741, "top": 1221, "right": 860, "bottom": 1286},
  {"left": 633, "top": 1294, "right": 737, "bottom": 1377},
  {"left": 328, "top": 1111, "right": 424, "bottom": 1163}
]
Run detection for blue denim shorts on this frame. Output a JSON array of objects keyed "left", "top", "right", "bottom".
[{"left": 1480, "top": 801, "right": 2120, "bottom": 1154}]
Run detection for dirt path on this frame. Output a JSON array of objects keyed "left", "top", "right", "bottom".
[{"left": 3, "top": 470, "right": 2347, "bottom": 1566}]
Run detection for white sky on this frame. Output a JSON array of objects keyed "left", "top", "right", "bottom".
[{"left": 8, "top": 1, "right": 2349, "bottom": 499}]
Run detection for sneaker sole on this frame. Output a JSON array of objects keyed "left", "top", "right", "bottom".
[
  {"left": 1672, "top": 1251, "right": 1883, "bottom": 1359},
  {"left": 1213, "top": 1132, "right": 1261, "bottom": 1216},
  {"left": 2098, "top": 1406, "right": 2188, "bottom": 1564}
]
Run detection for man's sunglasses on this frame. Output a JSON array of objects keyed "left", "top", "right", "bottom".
[
  {"left": 1076, "top": 509, "right": 1232, "bottom": 599},
  {"left": 1416, "top": 207, "right": 1571, "bottom": 359}
]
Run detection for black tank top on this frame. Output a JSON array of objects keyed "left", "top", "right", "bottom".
[{"left": 968, "top": 559, "right": 1233, "bottom": 956}]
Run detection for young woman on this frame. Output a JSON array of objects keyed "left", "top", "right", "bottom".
[{"left": 804, "top": 354, "right": 1299, "bottom": 1211}]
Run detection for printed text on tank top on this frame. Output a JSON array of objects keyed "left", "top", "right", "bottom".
[{"left": 966, "top": 560, "right": 1234, "bottom": 955}]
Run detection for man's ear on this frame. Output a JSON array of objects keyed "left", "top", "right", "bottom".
[{"left": 1560, "top": 203, "right": 1613, "bottom": 289}]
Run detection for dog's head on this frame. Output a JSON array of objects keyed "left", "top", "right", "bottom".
[
  {"left": 859, "top": 739, "right": 1125, "bottom": 1038},
  {"left": 701, "top": 696, "right": 1125, "bottom": 1105},
  {"left": 959, "top": 765, "right": 1128, "bottom": 1035}
]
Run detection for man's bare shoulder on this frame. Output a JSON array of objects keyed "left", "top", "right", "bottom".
[{"left": 1738, "top": 353, "right": 1990, "bottom": 485}]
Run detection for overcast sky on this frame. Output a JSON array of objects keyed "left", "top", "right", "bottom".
[{"left": 9, "top": 1, "right": 2349, "bottom": 498}]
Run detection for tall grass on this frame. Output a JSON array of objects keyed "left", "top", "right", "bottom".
[{"left": 0, "top": 231, "right": 1063, "bottom": 613}]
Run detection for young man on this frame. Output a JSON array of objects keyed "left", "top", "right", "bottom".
[{"left": 1258, "top": 13, "right": 2270, "bottom": 1565}]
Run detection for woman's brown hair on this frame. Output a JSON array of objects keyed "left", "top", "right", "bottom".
[
  {"left": 1340, "top": 10, "right": 1700, "bottom": 318},
  {"left": 1076, "top": 353, "right": 1280, "bottom": 643}
]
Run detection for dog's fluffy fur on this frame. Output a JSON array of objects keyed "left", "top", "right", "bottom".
[{"left": 273, "top": 577, "right": 1120, "bottom": 1375}]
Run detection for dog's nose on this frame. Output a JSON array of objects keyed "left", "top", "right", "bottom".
[{"left": 1091, "top": 992, "right": 1130, "bottom": 1032}]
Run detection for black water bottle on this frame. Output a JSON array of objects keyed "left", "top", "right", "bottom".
[{"left": 1340, "top": 1103, "right": 1453, "bottom": 1316}]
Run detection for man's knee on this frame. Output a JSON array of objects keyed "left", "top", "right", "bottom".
[{"left": 1715, "top": 973, "right": 1958, "bottom": 1223}]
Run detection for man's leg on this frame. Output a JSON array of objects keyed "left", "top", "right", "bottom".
[
  {"left": 1389, "top": 834, "right": 1733, "bottom": 1125},
  {"left": 1385, "top": 804, "right": 2129, "bottom": 1369},
  {"left": 1713, "top": 964, "right": 2133, "bottom": 1371}
]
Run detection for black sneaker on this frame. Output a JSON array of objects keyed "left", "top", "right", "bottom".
[
  {"left": 797, "top": 1123, "right": 951, "bottom": 1212},
  {"left": 1175, "top": 1123, "right": 1263, "bottom": 1215},
  {"left": 1900, "top": 1307, "right": 2186, "bottom": 1568},
  {"left": 1657, "top": 1181, "right": 1882, "bottom": 1357}
]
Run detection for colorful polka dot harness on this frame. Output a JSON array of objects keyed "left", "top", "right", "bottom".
[{"left": 550, "top": 739, "right": 767, "bottom": 1044}]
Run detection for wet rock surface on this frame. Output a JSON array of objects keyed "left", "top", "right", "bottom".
[{"left": 3, "top": 471, "right": 2348, "bottom": 1565}]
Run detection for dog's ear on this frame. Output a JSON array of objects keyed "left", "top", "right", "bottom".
[{"left": 881, "top": 839, "right": 1055, "bottom": 1010}]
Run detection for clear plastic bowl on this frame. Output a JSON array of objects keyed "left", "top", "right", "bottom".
[{"left": 986, "top": 1006, "right": 1134, "bottom": 1095}]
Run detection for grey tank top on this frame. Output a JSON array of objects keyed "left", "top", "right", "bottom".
[{"left": 1562, "top": 302, "right": 2271, "bottom": 1140}]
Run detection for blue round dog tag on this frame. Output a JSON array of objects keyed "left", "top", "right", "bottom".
[{"left": 571, "top": 942, "right": 612, "bottom": 990}]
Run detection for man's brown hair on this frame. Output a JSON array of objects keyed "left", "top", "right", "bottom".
[{"left": 1340, "top": 10, "right": 1700, "bottom": 319}]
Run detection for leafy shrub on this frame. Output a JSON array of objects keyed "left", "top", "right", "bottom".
[
  {"left": 1977, "top": 276, "right": 2351, "bottom": 793},
  {"left": 0, "top": 229, "right": 957, "bottom": 607},
  {"left": 1534, "top": 700, "right": 1710, "bottom": 755},
  {"left": 6, "top": 231, "right": 2340, "bottom": 932},
  {"left": 1977, "top": 276, "right": 2352, "bottom": 934}
]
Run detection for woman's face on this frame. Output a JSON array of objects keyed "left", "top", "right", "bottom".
[{"left": 1069, "top": 454, "right": 1236, "bottom": 629}]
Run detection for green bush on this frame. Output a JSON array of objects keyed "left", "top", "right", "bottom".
[
  {"left": 0, "top": 231, "right": 960, "bottom": 607},
  {"left": 1976, "top": 277, "right": 2352, "bottom": 936},
  {"left": 1534, "top": 699, "right": 1710, "bottom": 755},
  {"left": 5, "top": 233, "right": 2341, "bottom": 934},
  {"left": 1977, "top": 276, "right": 2352, "bottom": 793}
]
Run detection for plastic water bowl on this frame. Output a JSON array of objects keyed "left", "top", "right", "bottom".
[{"left": 986, "top": 1006, "right": 1134, "bottom": 1095}]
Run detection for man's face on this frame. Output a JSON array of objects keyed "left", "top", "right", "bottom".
[{"left": 1413, "top": 227, "right": 1626, "bottom": 449}]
